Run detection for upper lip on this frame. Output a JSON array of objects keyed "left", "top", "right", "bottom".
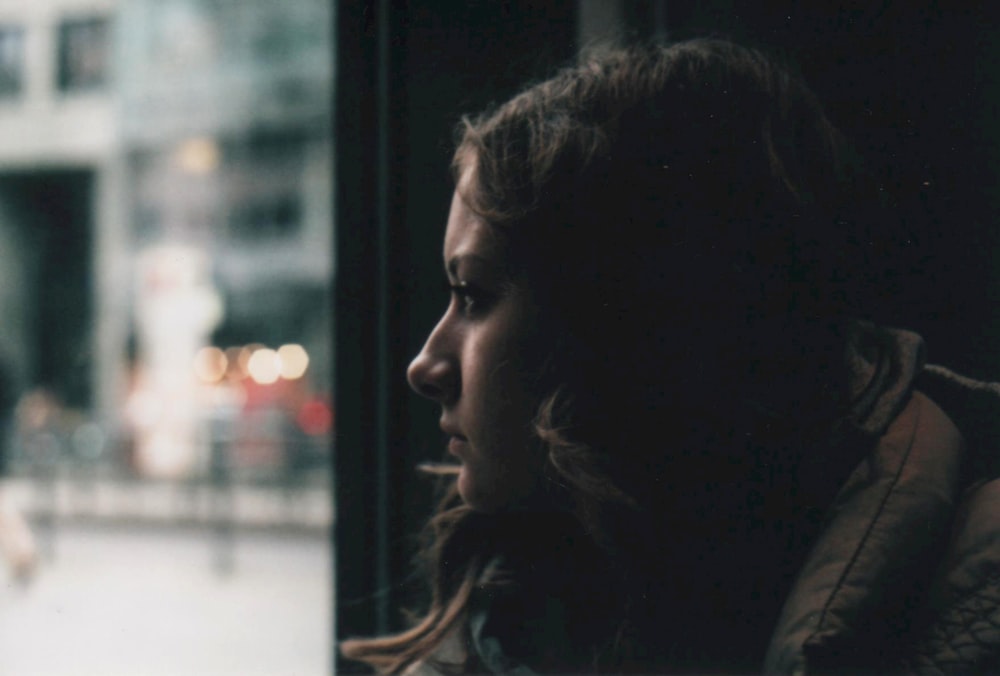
[{"left": 440, "top": 419, "right": 466, "bottom": 439}]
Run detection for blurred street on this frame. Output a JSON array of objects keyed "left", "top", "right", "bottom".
[
  {"left": 0, "top": 3, "right": 336, "bottom": 673},
  {"left": 0, "top": 520, "right": 331, "bottom": 676},
  {"left": 3, "top": 475, "right": 332, "bottom": 532}
]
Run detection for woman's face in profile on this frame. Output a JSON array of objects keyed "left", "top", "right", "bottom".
[{"left": 407, "top": 186, "right": 547, "bottom": 512}]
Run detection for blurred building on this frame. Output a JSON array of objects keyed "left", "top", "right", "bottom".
[
  {"left": 0, "top": 0, "right": 333, "bottom": 479},
  {"left": 0, "top": 0, "right": 115, "bottom": 415}
]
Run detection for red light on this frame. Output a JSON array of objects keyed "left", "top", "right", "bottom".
[{"left": 297, "top": 399, "right": 332, "bottom": 436}]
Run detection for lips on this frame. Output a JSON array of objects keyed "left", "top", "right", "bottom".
[
  {"left": 446, "top": 434, "right": 468, "bottom": 457},
  {"left": 440, "top": 417, "right": 467, "bottom": 456}
]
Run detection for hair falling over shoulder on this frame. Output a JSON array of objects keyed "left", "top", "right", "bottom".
[{"left": 339, "top": 478, "right": 486, "bottom": 674}]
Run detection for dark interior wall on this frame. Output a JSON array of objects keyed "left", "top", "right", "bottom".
[{"left": 657, "top": 1, "right": 1000, "bottom": 378}]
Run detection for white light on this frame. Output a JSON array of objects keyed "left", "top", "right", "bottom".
[
  {"left": 277, "top": 344, "right": 309, "bottom": 380},
  {"left": 247, "top": 348, "right": 281, "bottom": 385}
]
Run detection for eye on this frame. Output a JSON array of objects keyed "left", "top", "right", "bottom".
[{"left": 448, "top": 281, "right": 490, "bottom": 317}]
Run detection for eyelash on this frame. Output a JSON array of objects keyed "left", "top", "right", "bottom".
[{"left": 447, "top": 282, "right": 489, "bottom": 317}]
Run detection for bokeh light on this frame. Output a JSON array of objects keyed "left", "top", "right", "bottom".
[
  {"left": 237, "top": 343, "right": 264, "bottom": 378},
  {"left": 175, "top": 137, "right": 220, "bottom": 174},
  {"left": 247, "top": 347, "right": 281, "bottom": 385},
  {"left": 277, "top": 343, "right": 309, "bottom": 380},
  {"left": 224, "top": 346, "right": 246, "bottom": 380},
  {"left": 194, "top": 346, "right": 228, "bottom": 384}
]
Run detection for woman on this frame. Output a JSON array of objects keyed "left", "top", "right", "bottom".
[{"left": 342, "top": 39, "right": 1000, "bottom": 674}]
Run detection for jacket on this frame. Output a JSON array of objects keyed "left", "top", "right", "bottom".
[{"left": 766, "top": 331, "right": 1000, "bottom": 674}]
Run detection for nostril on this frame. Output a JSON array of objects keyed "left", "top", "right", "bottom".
[
  {"left": 407, "top": 355, "right": 455, "bottom": 403},
  {"left": 416, "top": 381, "right": 444, "bottom": 400},
  {"left": 409, "top": 359, "right": 457, "bottom": 404}
]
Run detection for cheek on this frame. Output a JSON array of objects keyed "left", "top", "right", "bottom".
[
  {"left": 456, "top": 312, "right": 550, "bottom": 510},
  {"left": 479, "top": 336, "right": 542, "bottom": 426},
  {"left": 463, "top": 327, "right": 545, "bottom": 455},
  {"left": 484, "top": 355, "right": 548, "bottom": 483},
  {"left": 458, "top": 415, "right": 544, "bottom": 512}
]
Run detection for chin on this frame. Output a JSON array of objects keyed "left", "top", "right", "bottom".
[
  {"left": 457, "top": 464, "right": 539, "bottom": 513},
  {"left": 456, "top": 465, "right": 507, "bottom": 513},
  {"left": 457, "top": 466, "right": 490, "bottom": 511}
]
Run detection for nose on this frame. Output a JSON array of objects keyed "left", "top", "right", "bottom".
[{"left": 406, "top": 324, "right": 458, "bottom": 404}]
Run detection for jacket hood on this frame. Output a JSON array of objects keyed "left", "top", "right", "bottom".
[
  {"left": 764, "top": 322, "right": 1000, "bottom": 674},
  {"left": 843, "top": 320, "right": 926, "bottom": 438}
]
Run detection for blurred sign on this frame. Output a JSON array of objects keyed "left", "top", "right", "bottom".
[{"left": 129, "top": 244, "right": 222, "bottom": 478}]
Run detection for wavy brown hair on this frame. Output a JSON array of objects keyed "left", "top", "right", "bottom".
[{"left": 342, "top": 38, "right": 879, "bottom": 673}]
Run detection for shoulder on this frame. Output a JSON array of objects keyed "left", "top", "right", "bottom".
[
  {"left": 909, "top": 468, "right": 1000, "bottom": 672},
  {"left": 910, "top": 366, "right": 1000, "bottom": 671},
  {"left": 402, "top": 554, "right": 552, "bottom": 676},
  {"left": 767, "top": 378, "right": 1000, "bottom": 673},
  {"left": 465, "top": 544, "right": 615, "bottom": 675},
  {"left": 403, "top": 628, "right": 470, "bottom": 676}
]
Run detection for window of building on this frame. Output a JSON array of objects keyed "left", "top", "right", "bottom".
[
  {"left": 57, "top": 16, "right": 110, "bottom": 92},
  {"left": 228, "top": 194, "right": 302, "bottom": 241},
  {"left": 0, "top": 25, "right": 25, "bottom": 98}
]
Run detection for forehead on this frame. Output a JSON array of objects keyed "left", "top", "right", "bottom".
[{"left": 443, "top": 190, "right": 505, "bottom": 265}]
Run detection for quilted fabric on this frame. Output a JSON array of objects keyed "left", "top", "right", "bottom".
[
  {"left": 908, "top": 479, "right": 1000, "bottom": 674},
  {"left": 766, "top": 364, "right": 1000, "bottom": 674}
]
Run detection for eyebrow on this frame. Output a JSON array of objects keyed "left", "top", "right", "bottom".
[{"left": 446, "top": 253, "right": 492, "bottom": 278}]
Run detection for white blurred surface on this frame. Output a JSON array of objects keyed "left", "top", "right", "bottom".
[{"left": 0, "top": 524, "right": 330, "bottom": 676}]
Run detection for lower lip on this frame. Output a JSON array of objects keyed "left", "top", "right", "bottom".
[{"left": 448, "top": 436, "right": 468, "bottom": 456}]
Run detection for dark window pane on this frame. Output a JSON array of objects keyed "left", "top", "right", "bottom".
[{"left": 57, "top": 17, "right": 110, "bottom": 92}]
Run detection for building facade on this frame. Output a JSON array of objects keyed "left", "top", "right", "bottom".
[{"left": 0, "top": 0, "right": 333, "bottom": 478}]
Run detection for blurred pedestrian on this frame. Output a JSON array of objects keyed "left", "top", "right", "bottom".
[{"left": 0, "top": 359, "right": 37, "bottom": 583}]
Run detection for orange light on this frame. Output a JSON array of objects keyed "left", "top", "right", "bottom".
[
  {"left": 237, "top": 343, "right": 264, "bottom": 376},
  {"left": 176, "top": 137, "right": 219, "bottom": 174},
  {"left": 194, "top": 346, "right": 227, "bottom": 384},
  {"left": 224, "top": 347, "right": 246, "bottom": 380}
]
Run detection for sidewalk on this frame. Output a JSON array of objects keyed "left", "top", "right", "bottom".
[
  {"left": 2, "top": 473, "right": 333, "bottom": 533},
  {"left": 0, "top": 523, "right": 332, "bottom": 676}
]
